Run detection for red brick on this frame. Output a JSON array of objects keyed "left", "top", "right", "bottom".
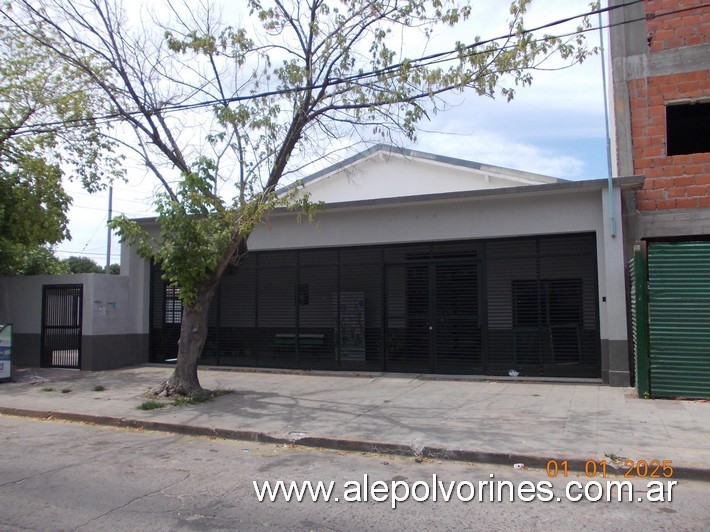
[
  {"left": 684, "top": 164, "right": 704, "bottom": 174},
  {"left": 639, "top": 188, "right": 667, "bottom": 201},
  {"left": 687, "top": 185, "right": 709, "bottom": 197},
  {"left": 647, "top": 125, "right": 665, "bottom": 138},
  {"left": 687, "top": 35, "right": 706, "bottom": 46},
  {"left": 695, "top": 174, "right": 710, "bottom": 185},
  {"left": 643, "top": 146, "right": 664, "bottom": 158},
  {"left": 700, "top": 196, "right": 710, "bottom": 208},
  {"left": 668, "top": 187, "right": 688, "bottom": 198},
  {"left": 656, "top": 199, "right": 677, "bottom": 210},
  {"left": 676, "top": 197, "right": 700, "bottom": 208},
  {"left": 674, "top": 176, "right": 695, "bottom": 187},
  {"left": 643, "top": 167, "right": 665, "bottom": 179},
  {"left": 638, "top": 199, "right": 657, "bottom": 211},
  {"left": 651, "top": 177, "right": 674, "bottom": 189}
]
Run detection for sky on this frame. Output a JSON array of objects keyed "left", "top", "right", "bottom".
[{"left": 56, "top": 0, "right": 611, "bottom": 266}]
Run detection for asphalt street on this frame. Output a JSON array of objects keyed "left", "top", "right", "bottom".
[{"left": 1, "top": 416, "right": 709, "bottom": 531}]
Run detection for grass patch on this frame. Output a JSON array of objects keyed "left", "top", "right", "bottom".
[
  {"left": 92, "top": 385, "right": 106, "bottom": 392},
  {"left": 171, "top": 395, "right": 210, "bottom": 406},
  {"left": 171, "top": 389, "right": 233, "bottom": 407},
  {"left": 61, "top": 389, "right": 72, "bottom": 394},
  {"left": 137, "top": 400, "right": 166, "bottom": 411},
  {"left": 41, "top": 387, "right": 54, "bottom": 392}
]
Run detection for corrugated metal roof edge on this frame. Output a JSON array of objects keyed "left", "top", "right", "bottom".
[
  {"left": 132, "top": 175, "right": 644, "bottom": 225},
  {"left": 276, "top": 143, "right": 563, "bottom": 195}
]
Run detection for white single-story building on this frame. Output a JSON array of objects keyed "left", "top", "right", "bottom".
[{"left": 117, "top": 144, "right": 641, "bottom": 386}]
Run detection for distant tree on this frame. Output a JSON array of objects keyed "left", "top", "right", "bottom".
[
  {"left": 0, "top": 244, "right": 68, "bottom": 276},
  {"left": 63, "top": 255, "right": 104, "bottom": 274},
  {"left": 4, "top": 0, "right": 597, "bottom": 397},
  {"left": 106, "top": 263, "right": 120, "bottom": 275},
  {"left": 0, "top": 13, "right": 122, "bottom": 276}
]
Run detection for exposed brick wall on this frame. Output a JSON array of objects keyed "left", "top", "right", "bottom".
[
  {"left": 644, "top": 0, "right": 710, "bottom": 52},
  {"left": 631, "top": 1, "right": 710, "bottom": 211}
]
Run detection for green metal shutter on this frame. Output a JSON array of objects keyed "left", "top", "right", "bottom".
[
  {"left": 648, "top": 241, "right": 710, "bottom": 398},
  {"left": 630, "top": 245, "right": 650, "bottom": 397}
]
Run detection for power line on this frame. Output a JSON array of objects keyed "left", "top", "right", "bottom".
[{"left": 0, "top": 0, "right": 647, "bottom": 134}]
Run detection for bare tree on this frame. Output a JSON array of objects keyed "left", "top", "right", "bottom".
[{"left": 1, "top": 0, "right": 597, "bottom": 396}]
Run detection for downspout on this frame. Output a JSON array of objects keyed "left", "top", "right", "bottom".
[{"left": 600, "top": 7, "right": 617, "bottom": 237}]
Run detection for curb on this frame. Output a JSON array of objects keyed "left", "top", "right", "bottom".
[{"left": 3, "top": 406, "right": 710, "bottom": 481}]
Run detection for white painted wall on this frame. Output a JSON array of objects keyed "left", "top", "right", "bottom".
[
  {"left": 299, "top": 152, "right": 557, "bottom": 203},
  {"left": 0, "top": 274, "right": 132, "bottom": 336},
  {"left": 248, "top": 187, "right": 627, "bottom": 345},
  {"left": 123, "top": 184, "right": 629, "bottom": 346}
]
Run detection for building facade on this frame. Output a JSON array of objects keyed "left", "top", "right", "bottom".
[
  {"left": 611, "top": 0, "right": 710, "bottom": 398},
  {"left": 124, "top": 146, "right": 638, "bottom": 385}
]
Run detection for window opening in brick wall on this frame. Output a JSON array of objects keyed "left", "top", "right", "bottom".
[{"left": 666, "top": 101, "right": 710, "bottom": 156}]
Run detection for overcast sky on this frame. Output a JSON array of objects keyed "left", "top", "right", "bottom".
[{"left": 57, "top": 0, "right": 611, "bottom": 265}]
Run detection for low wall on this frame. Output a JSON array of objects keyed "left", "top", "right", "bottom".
[{"left": 0, "top": 274, "right": 148, "bottom": 371}]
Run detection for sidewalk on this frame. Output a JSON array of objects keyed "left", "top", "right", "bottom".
[{"left": 1, "top": 365, "right": 709, "bottom": 479}]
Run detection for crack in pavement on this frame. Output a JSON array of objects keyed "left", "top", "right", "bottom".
[
  {"left": 73, "top": 472, "right": 191, "bottom": 531},
  {"left": 335, "top": 380, "right": 429, "bottom": 429}
]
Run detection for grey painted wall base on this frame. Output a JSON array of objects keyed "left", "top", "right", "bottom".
[
  {"left": 81, "top": 335, "right": 149, "bottom": 371},
  {"left": 9, "top": 333, "right": 149, "bottom": 372},
  {"left": 11, "top": 334, "right": 41, "bottom": 367},
  {"left": 601, "top": 339, "right": 631, "bottom": 387}
]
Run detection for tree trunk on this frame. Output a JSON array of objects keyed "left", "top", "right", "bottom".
[
  {"left": 151, "top": 236, "right": 247, "bottom": 398},
  {"left": 152, "top": 287, "right": 215, "bottom": 398}
]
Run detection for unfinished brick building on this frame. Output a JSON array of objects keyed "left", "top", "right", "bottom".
[
  {"left": 610, "top": 0, "right": 710, "bottom": 397},
  {"left": 611, "top": 0, "right": 710, "bottom": 235}
]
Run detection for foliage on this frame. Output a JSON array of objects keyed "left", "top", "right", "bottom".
[
  {"left": 0, "top": 14, "right": 124, "bottom": 275},
  {"left": 106, "top": 263, "right": 120, "bottom": 275},
  {"left": 2, "top": 0, "right": 597, "bottom": 393},
  {"left": 137, "top": 400, "right": 167, "bottom": 410},
  {"left": 0, "top": 244, "right": 69, "bottom": 276},
  {"left": 63, "top": 255, "right": 104, "bottom": 274}
]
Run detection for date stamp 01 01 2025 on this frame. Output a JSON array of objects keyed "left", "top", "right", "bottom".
[{"left": 545, "top": 459, "right": 675, "bottom": 479}]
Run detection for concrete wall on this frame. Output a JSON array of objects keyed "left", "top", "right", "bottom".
[
  {"left": 300, "top": 152, "right": 557, "bottom": 203},
  {"left": 0, "top": 274, "right": 148, "bottom": 370}
]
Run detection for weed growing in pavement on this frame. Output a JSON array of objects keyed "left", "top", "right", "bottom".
[
  {"left": 41, "top": 387, "right": 54, "bottom": 392},
  {"left": 92, "top": 385, "right": 106, "bottom": 392},
  {"left": 170, "top": 389, "right": 234, "bottom": 406},
  {"left": 137, "top": 400, "right": 167, "bottom": 410}
]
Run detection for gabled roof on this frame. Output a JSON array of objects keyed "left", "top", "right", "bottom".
[{"left": 279, "top": 143, "right": 563, "bottom": 204}]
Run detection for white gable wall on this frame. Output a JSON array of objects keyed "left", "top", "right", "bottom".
[{"left": 299, "top": 153, "right": 555, "bottom": 203}]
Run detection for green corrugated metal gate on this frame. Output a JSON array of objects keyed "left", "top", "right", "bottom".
[{"left": 632, "top": 241, "right": 710, "bottom": 399}]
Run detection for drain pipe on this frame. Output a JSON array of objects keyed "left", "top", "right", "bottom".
[{"left": 599, "top": 7, "right": 617, "bottom": 237}]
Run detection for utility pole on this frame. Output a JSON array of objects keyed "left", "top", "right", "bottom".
[{"left": 105, "top": 185, "right": 113, "bottom": 273}]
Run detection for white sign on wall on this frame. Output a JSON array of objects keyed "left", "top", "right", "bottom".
[{"left": 0, "top": 324, "right": 12, "bottom": 382}]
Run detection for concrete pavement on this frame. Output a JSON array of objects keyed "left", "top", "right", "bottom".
[{"left": 1, "top": 365, "right": 709, "bottom": 479}]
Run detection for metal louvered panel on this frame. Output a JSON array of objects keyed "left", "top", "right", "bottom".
[
  {"left": 149, "top": 233, "right": 600, "bottom": 378},
  {"left": 485, "top": 234, "right": 599, "bottom": 378},
  {"left": 434, "top": 262, "right": 482, "bottom": 374},
  {"left": 648, "top": 241, "right": 710, "bottom": 399},
  {"left": 386, "top": 263, "right": 430, "bottom": 372},
  {"left": 41, "top": 285, "right": 82, "bottom": 369}
]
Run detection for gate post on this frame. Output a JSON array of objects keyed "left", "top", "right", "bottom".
[{"left": 633, "top": 242, "right": 650, "bottom": 397}]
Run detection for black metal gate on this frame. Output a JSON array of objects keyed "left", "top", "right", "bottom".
[
  {"left": 41, "top": 284, "right": 83, "bottom": 369},
  {"left": 385, "top": 259, "right": 482, "bottom": 374}
]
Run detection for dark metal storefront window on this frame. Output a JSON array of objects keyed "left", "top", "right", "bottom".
[
  {"left": 512, "top": 279, "right": 584, "bottom": 365},
  {"left": 164, "top": 285, "right": 182, "bottom": 324},
  {"left": 149, "top": 233, "right": 600, "bottom": 377}
]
